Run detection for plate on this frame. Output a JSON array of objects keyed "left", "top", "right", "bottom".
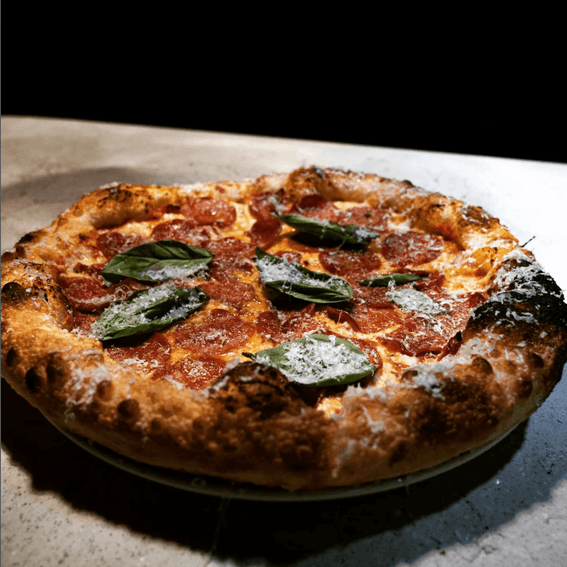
[{"left": 53, "top": 423, "right": 514, "bottom": 501}]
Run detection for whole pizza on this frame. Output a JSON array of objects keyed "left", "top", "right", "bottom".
[{"left": 2, "top": 167, "right": 566, "bottom": 491}]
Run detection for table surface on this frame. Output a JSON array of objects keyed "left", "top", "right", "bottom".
[{"left": 2, "top": 115, "right": 566, "bottom": 567}]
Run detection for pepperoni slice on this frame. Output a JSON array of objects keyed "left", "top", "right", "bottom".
[
  {"left": 72, "top": 311, "right": 98, "bottom": 334},
  {"left": 209, "top": 256, "right": 255, "bottom": 281},
  {"left": 255, "top": 310, "right": 285, "bottom": 344},
  {"left": 105, "top": 333, "right": 172, "bottom": 366},
  {"left": 96, "top": 231, "right": 144, "bottom": 260},
  {"left": 174, "top": 309, "right": 255, "bottom": 355},
  {"left": 353, "top": 285, "right": 394, "bottom": 309},
  {"left": 150, "top": 219, "right": 211, "bottom": 246},
  {"left": 289, "top": 195, "right": 339, "bottom": 221},
  {"left": 381, "top": 232, "right": 444, "bottom": 267},
  {"left": 180, "top": 197, "right": 236, "bottom": 228},
  {"left": 249, "top": 189, "right": 283, "bottom": 221},
  {"left": 319, "top": 250, "right": 382, "bottom": 280},
  {"left": 280, "top": 303, "right": 329, "bottom": 340},
  {"left": 273, "top": 250, "right": 303, "bottom": 264},
  {"left": 380, "top": 291, "right": 486, "bottom": 357},
  {"left": 58, "top": 276, "right": 146, "bottom": 312},
  {"left": 206, "top": 238, "right": 255, "bottom": 258},
  {"left": 151, "top": 355, "right": 226, "bottom": 389},
  {"left": 334, "top": 206, "right": 389, "bottom": 232},
  {"left": 199, "top": 280, "right": 255, "bottom": 310},
  {"left": 254, "top": 304, "right": 328, "bottom": 343},
  {"left": 57, "top": 276, "right": 115, "bottom": 311},
  {"left": 325, "top": 307, "right": 361, "bottom": 332},
  {"left": 248, "top": 216, "right": 282, "bottom": 249},
  {"left": 73, "top": 262, "right": 106, "bottom": 277},
  {"left": 351, "top": 304, "right": 404, "bottom": 334}
]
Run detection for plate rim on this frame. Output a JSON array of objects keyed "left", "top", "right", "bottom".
[{"left": 52, "top": 422, "right": 515, "bottom": 502}]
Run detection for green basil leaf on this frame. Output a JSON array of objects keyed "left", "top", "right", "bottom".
[
  {"left": 92, "top": 283, "right": 208, "bottom": 341},
  {"left": 386, "top": 288, "right": 448, "bottom": 315},
  {"left": 254, "top": 248, "right": 353, "bottom": 303},
  {"left": 358, "top": 273, "right": 423, "bottom": 287},
  {"left": 278, "top": 213, "right": 379, "bottom": 245},
  {"left": 101, "top": 240, "right": 214, "bottom": 284},
  {"left": 243, "top": 334, "right": 376, "bottom": 388}
]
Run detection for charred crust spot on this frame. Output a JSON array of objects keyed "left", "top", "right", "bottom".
[
  {"left": 117, "top": 398, "right": 140, "bottom": 421},
  {"left": 25, "top": 366, "right": 45, "bottom": 393},
  {"left": 217, "top": 363, "right": 302, "bottom": 420},
  {"left": 95, "top": 380, "right": 113, "bottom": 401},
  {"left": 285, "top": 167, "right": 334, "bottom": 201},
  {"left": 16, "top": 232, "right": 38, "bottom": 245},
  {"left": 150, "top": 418, "right": 163, "bottom": 432},
  {"left": 470, "top": 356, "right": 494, "bottom": 377},
  {"left": 389, "top": 442, "right": 408, "bottom": 466},
  {"left": 45, "top": 354, "right": 67, "bottom": 389},
  {"left": 1, "top": 281, "right": 28, "bottom": 303},
  {"left": 5, "top": 347, "right": 18, "bottom": 367},
  {"left": 197, "top": 362, "right": 333, "bottom": 471},
  {"left": 516, "top": 377, "right": 533, "bottom": 399},
  {"left": 98, "top": 186, "right": 134, "bottom": 208},
  {"left": 412, "top": 377, "right": 502, "bottom": 441},
  {"left": 526, "top": 352, "right": 544, "bottom": 369},
  {"left": 401, "top": 369, "right": 419, "bottom": 381}
]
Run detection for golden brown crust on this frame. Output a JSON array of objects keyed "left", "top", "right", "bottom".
[{"left": 2, "top": 167, "right": 566, "bottom": 490}]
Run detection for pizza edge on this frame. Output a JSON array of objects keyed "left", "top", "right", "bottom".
[{"left": 2, "top": 167, "right": 566, "bottom": 491}]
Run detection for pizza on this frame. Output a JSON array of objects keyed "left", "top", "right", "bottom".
[{"left": 2, "top": 166, "right": 566, "bottom": 491}]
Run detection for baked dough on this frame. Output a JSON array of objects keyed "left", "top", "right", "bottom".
[{"left": 2, "top": 167, "right": 566, "bottom": 490}]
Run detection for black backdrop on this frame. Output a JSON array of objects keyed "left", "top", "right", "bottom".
[{"left": 3, "top": 30, "right": 563, "bottom": 165}]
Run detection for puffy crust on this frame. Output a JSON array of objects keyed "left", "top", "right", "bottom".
[{"left": 2, "top": 167, "right": 566, "bottom": 491}]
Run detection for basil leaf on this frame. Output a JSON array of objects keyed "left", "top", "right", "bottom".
[
  {"left": 92, "top": 283, "right": 208, "bottom": 341},
  {"left": 358, "top": 273, "right": 423, "bottom": 287},
  {"left": 101, "top": 240, "right": 214, "bottom": 284},
  {"left": 254, "top": 248, "right": 353, "bottom": 303},
  {"left": 278, "top": 213, "right": 379, "bottom": 246},
  {"left": 243, "top": 334, "right": 376, "bottom": 388},
  {"left": 386, "top": 288, "right": 448, "bottom": 315}
]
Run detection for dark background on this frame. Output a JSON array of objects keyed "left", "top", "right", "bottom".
[{"left": 3, "top": 21, "right": 564, "bottom": 165}]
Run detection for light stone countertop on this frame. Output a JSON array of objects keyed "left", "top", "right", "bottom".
[{"left": 2, "top": 116, "right": 566, "bottom": 567}]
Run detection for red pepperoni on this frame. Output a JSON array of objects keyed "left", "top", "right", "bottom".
[
  {"left": 151, "top": 355, "right": 227, "bottom": 389},
  {"left": 199, "top": 280, "right": 255, "bottom": 310},
  {"left": 249, "top": 189, "right": 283, "bottom": 221},
  {"left": 254, "top": 304, "right": 329, "bottom": 343},
  {"left": 280, "top": 303, "right": 329, "bottom": 340},
  {"left": 353, "top": 285, "right": 394, "bottom": 309},
  {"left": 73, "top": 262, "right": 105, "bottom": 277},
  {"left": 210, "top": 256, "right": 255, "bottom": 281},
  {"left": 72, "top": 311, "right": 98, "bottom": 334},
  {"left": 326, "top": 306, "right": 361, "bottom": 332},
  {"left": 206, "top": 238, "right": 255, "bottom": 258},
  {"left": 255, "top": 310, "right": 285, "bottom": 344},
  {"left": 380, "top": 291, "right": 487, "bottom": 357},
  {"left": 334, "top": 206, "right": 389, "bottom": 231},
  {"left": 174, "top": 309, "right": 255, "bottom": 355},
  {"left": 344, "top": 337, "right": 383, "bottom": 372},
  {"left": 350, "top": 304, "right": 404, "bottom": 334},
  {"left": 273, "top": 250, "right": 303, "bottom": 264},
  {"left": 248, "top": 216, "right": 282, "bottom": 249},
  {"left": 380, "top": 314, "right": 447, "bottom": 356},
  {"left": 381, "top": 232, "right": 444, "bottom": 267},
  {"left": 289, "top": 195, "right": 340, "bottom": 221},
  {"left": 58, "top": 276, "right": 146, "bottom": 312},
  {"left": 58, "top": 276, "right": 115, "bottom": 311},
  {"left": 150, "top": 219, "right": 211, "bottom": 246},
  {"left": 96, "top": 231, "right": 144, "bottom": 260},
  {"left": 319, "top": 250, "right": 382, "bottom": 280},
  {"left": 105, "top": 333, "right": 172, "bottom": 365},
  {"left": 180, "top": 197, "right": 236, "bottom": 228}
]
